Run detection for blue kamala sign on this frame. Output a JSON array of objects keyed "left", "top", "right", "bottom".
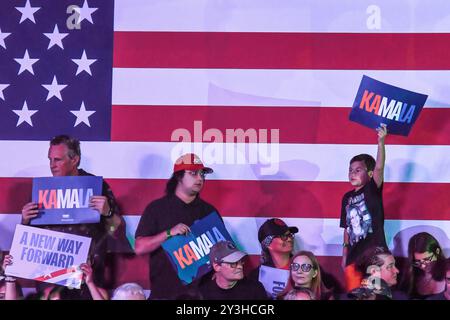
[{"left": 349, "top": 75, "right": 428, "bottom": 136}]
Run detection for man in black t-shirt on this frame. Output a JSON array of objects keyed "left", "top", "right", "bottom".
[
  {"left": 135, "top": 153, "right": 221, "bottom": 299},
  {"left": 199, "top": 241, "right": 268, "bottom": 300},
  {"left": 340, "top": 125, "right": 389, "bottom": 292}
]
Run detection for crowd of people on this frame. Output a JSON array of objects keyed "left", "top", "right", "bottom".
[{"left": 0, "top": 127, "right": 449, "bottom": 300}]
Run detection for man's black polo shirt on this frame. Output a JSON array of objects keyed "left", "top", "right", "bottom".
[{"left": 135, "top": 194, "right": 219, "bottom": 299}]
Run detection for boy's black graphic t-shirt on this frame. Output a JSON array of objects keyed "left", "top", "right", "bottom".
[{"left": 340, "top": 178, "right": 388, "bottom": 266}]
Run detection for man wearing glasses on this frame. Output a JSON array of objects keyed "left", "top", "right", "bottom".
[
  {"left": 135, "top": 153, "right": 221, "bottom": 299},
  {"left": 199, "top": 240, "right": 268, "bottom": 300}
]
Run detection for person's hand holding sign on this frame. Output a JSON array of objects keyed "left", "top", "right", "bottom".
[
  {"left": 21, "top": 202, "right": 39, "bottom": 225},
  {"left": 170, "top": 223, "right": 191, "bottom": 236},
  {"left": 376, "top": 123, "right": 387, "bottom": 144},
  {"left": 89, "top": 196, "right": 111, "bottom": 217},
  {"left": 80, "top": 263, "right": 108, "bottom": 300}
]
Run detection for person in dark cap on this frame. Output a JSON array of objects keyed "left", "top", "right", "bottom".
[
  {"left": 134, "top": 153, "right": 222, "bottom": 299},
  {"left": 198, "top": 241, "right": 268, "bottom": 300},
  {"left": 248, "top": 218, "right": 299, "bottom": 298}
]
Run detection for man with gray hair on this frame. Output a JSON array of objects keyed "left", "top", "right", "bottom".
[{"left": 198, "top": 241, "right": 268, "bottom": 300}]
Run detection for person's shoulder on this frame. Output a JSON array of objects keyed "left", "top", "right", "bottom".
[
  {"left": 143, "top": 195, "right": 171, "bottom": 213},
  {"left": 78, "top": 168, "right": 94, "bottom": 177},
  {"left": 241, "top": 276, "right": 264, "bottom": 288},
  {"left": 364, "top": 178, "right": 382, "bottom": 192},
  {"left": 198, "top": 197, "right": 217, "bottom": 209},
  {"left": 240, "top": 277, "right": 270, "bottom": 299}
]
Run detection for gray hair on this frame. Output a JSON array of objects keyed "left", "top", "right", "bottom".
[{"left": 111, "top": 283, "right": 146, "bottom": 300}]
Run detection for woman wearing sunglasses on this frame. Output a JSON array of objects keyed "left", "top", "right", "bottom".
[
  {"left": 278, "top": 251, "right": 333, "bottom": 300},
  {"left": 401, "top": 232, "right": 447, "bottom": 299},
  {"left": 248, "top": 218, "right": 298, "bottom": 298}
]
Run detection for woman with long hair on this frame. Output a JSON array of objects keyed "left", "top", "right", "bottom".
[
  {"left": 402, "top": 232, "right": 447, "bottom": 299},
  {"left": 278, "top": 251, "right": 332, "bottom": 300}
]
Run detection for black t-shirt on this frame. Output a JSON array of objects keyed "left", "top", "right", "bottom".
[
  {"left": 340, "top": 178, "right": 388, "bottom": 266},
  {"left": 135, "top": 194, "right": 219, "bottom": 299},
  {"left": 199, "top": 276, "right": 269, "bottom": 300}
]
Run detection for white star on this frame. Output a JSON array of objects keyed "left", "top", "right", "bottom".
[
  {"left": 70, "top": 102, "right": 95, "bottom": 127},
  {"left": 0, "top": 28, "right": 11, "bottom": 49},
  {"left": 14, "top": 50, "right": 39, "bottom": 75},
  {"left": 42, "top": 76, "right": 67, "bottom": 101},
  {"left": 0, "top": 84, "right": 9, "bottom": 100},
  {"left": 71, "top": 50, "right": 96, "bottom": 76},
  {"left": 13, "top": 101, "right": 38, "bottom": 127},
  {"left": 43, "top": 24, "right": 69, "bottom": 49},
  {"left": 76, "top": 0, "right": 98, "bottom": 24},
  {"left": 15, "top": 0, "right": 41, "bottom": 24}
]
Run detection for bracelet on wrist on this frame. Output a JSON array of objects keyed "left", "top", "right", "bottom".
[
  {"left": 5, "top": 276, "right": 16, "bottom": 282},
  {"left": 166, "top": 228, "right": 172, "bottom": 240},
  {"left": 104, "top": 208, "right": 113, "bottom": 217}
]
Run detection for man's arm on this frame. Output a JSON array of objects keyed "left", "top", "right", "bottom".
[
  {"left": 89, "top": 195, "right": 122, "bottom": 234},
  {"left": 373, "top": 124, "right": 387, "bottom": 188},
  {"left": 135, "top": 223, "right": 191, "bottom": 255}
]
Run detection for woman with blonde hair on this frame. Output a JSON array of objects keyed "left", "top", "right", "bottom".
[{"left": 278, "top": 250, "right": 333, "bottom": 300}]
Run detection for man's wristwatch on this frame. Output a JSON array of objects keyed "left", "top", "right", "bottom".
[{"left": 166, "top": 229, "right": 172, "bottom": 239}]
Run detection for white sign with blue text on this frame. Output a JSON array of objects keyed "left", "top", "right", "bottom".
[{"left": 5, "top": 224, "right": 91, "bottom": 288}]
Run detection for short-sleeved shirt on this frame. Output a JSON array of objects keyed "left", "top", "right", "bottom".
[
  {"left": 340, "top": 178, "right": 388, "bottom": 266},
  {"left": 135, "top": 194, "right": 219, "bottom": 299},
  {"left": 199, "top": 276, "right": 269, "bottom": 300}
]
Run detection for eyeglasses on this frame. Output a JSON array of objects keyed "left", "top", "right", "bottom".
[
  {"left": 221, "top": 260, "right": 245, "bottom": 269},
  {"left": 412, "top": 253, "right": 435, "bottom": 268},
  {"left": 275, "top": 233, "right": 295, "bottom": 241},
  {"left": 186, "top": 170, "right": 206, "bottom": 178},
  {"left": 290, "top": 262, "right": 314, "bottom": 272}
]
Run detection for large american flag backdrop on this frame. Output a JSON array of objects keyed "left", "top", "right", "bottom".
[{"left": 0, "top": 0, "right": 449, "bottom": 291}]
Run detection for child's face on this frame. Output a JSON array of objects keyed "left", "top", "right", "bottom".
[{"left": 349, "top": 161, "right": 371, "bottom": 189}]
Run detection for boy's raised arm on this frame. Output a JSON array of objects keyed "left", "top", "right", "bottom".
[{"left": 373, "top": 124, "right": 387, "bottom": 188}]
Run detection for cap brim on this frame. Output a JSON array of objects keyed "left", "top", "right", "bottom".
[
  {"left": 202, "top": 167, "right": 213, "bottom": 174},
  {"left": 288, "top": 226, "right": 299, "bottom": 234},
  {"left": 221, "top": 251, "right": 247, "bottom": 263}
]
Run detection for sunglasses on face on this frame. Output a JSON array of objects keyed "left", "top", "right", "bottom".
[
  {"left": 186, "top": 170, "right": 206, "bottom": 178},
  {"left": 221, "top": 260, "right": 245, "bottom": 269},
  {"left": 290, "top": 262, "right": 314, "bottom": 272},
  {"left": 412, "top": 253, "right": 435, "bottom": 268},
  {"left": 274, "top": 233, "right": 295, "bottom": 241}
]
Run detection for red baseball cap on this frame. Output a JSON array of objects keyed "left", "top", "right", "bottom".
[{"left": 173, "top": 153, "right": 213, "bottom": 174}]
